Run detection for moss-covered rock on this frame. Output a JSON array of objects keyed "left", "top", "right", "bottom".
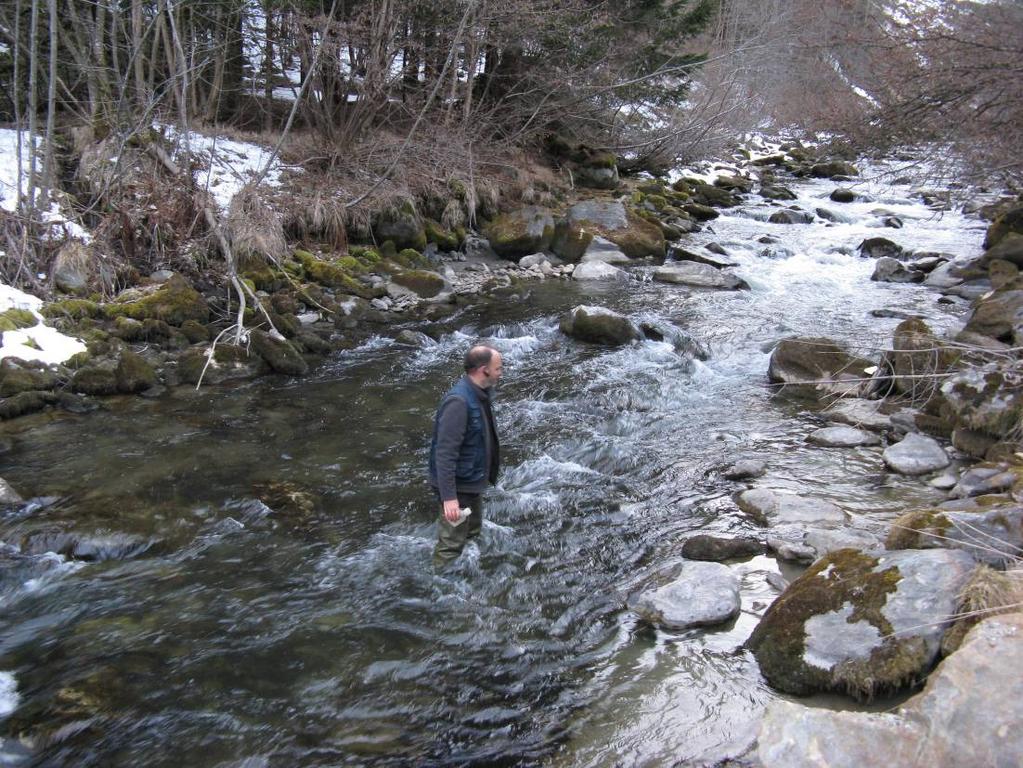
[
  {"left": 483, "top": 207, "right": 556, "bottom": 259},
  {"left": 40, "top": 299, "right": 101, "bottom": 322},
  {"left": 294, "top": 250, "right": 379, "bottom": 299},
  {"left": 887, "top": 504, "right": 1023, "bottom": 567},
  {"left": 0, "top": 391, "right": 54, "bottom": 419},
  {"left": 566, "top": 201, "right": 665, "bottom": 259},
  {"left": 747, "top": 548, "right": 976, "bottom": 698},
  {"left": 550, "top": 220, "right": 594, "bottom": 263},
  {"left": 240, "top": 264, "right": 288, "bottom": 293},
  {"left": 811, "top": 161, "right": 859, "bottom": 179},
  {"left": 693, "top": 184, "right": 739, "bottom": 208},
  {"left": 0, "top": 365, "right": 58, "bottom": 396},
  {"left": 390, "top": 270, "right": 446, "bottom": 298},
  {"left": 424, "top": 218, "right": 460, "bottom": 251},
  {"left": 250, "top": 330, "right": 308, "bottom": 376},
  {"left": 964, "top": 289, "right": 1023, "bottom": 343},
  {"left": 114, "top": 350, "right": 157, "bottom": 393},
  {"left": 940, "top": 364, "right": 1023, "bottom": 441},
  {"left": 51, "top": 239, "right": 94, "bottom": 295},
  {"left": 372, "top": 198, "right": 427, "bottom": 251},
  {"left": 682, "top": 202, "right": 720, "bottom": 221},
  {"left": 180, "top": 320, "right": 210, "bottom": 344},
  {"left": 983, "top": 205, "right": 1023, "bottom": 250},
  {"left": 0, "top": 309, "right": 37, "bottom": 332},
  {"left": 105, "top": 275, "right": 209, "bottom": 326},
  {"left": 391, "top": 248, "right": 428, "bottom": 270},
  {"left": 111, "top": 316, "right": 145, "bottom": 341},
  {"left": 71, "top": 364, "right": 119, "bottom": 395},
  {"left": 559, "top": 305, "right": 642, "bottom": 346}
]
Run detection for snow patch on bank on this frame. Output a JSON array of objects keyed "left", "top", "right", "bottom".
[
  {"left": 0, "top": 282, "right": 86, "bottom": 365},
  {"left": 162, "top": 125, "right": 297, "bottom": 211}
]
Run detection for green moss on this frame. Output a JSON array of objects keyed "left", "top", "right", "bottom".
[
  {"left": 646, "top": 194, "right": 668, "bottom": 211},
  {"left": 115, "top": 350, "right": 157, "bottom": 393},
  {"left": 393, "top": 249, "right": 427, "bottom": 269},
  {"left": 0, "top": 309, "right": 38, "bottom": 331},
  {"left": 886, "top": 509, "right": 952, "bottom": 549},
  {"left": 240, "top": 265, "right": 286, "bottom": 292},
  {"left": 551, "top": 220, "right": 593, "bottom": 263},
  {"left": 350, "top": 246, "right": 382, "bottom": 267},
  {"left": 0, "top": 391, "right": 52, "bottom": 419},
  {"left": 104, "top": 275, "right": 209, "bottom": 327},
  {"left": 0, "top": 367, "right": 57, "bottom": 396},
  {"left": 334, "top": 255, "right": 365, "bottom": 274},
  {"left": 604, "top": 210, "right": 666, "bottom": 259},
  {"left": 180, "top": 320, "right": 210, "bottom": 344},
  {"left": 747, "top": 548, "right": 917, "bottom": 699},
  {"left": 65, "top": 351, "right": 92, "bottom": 370},
  {"left": 424, "top": 218, "right": 459, "bottom": 251},
  {"left": 71, "top": 365, "right": 119, "bottom": 396},
  {"left": 391, "top": 270, "right": 446, "bottom": 298}
]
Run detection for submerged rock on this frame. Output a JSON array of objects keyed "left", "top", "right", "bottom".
[
  {"left": 882, "top": 433, "right": 950, "bottom": 475},
  {"left": 747, "top": 548, "right": 976, "bottom": 697},
  {"left": 722, "top": 459, "right": 767, "bottom": 480},
  {"left": 757, "top": 612, "right": 1023, "bottom": 767},
  {"left": 736, "top": 488, "right": 846, "bottom": 528},
  {"left": 631, "top": 561, "right": 741, "bottom": 629},
  {"left": 823, "top": 399, "right": 892, "bottom": 432},
  {"left": 559, "top": 305, "right": 641, "bottom": 346},
  {"left": 682, "top": 535, "right": 763, "bottom": 562}
]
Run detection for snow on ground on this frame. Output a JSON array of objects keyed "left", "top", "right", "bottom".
[
  {"left": 0, "top": 282, "right": 86, "bottom": 365},
  {"left": 161, "top": 125, "right": 296, "bottom": 211}
]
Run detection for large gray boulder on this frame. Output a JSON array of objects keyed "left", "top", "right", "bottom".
[
  {"left": 566, "top": 201, "right": 665, "bottom": 259},
  {"left": 757, "top": 612, "right": 1023, "bottom": 768},
  {"left": 886, "top": 504, "right": 1023, "bottom": 567},
  {"left": 767, "top": 337, "right": 874, "bottom": 399},
  {"left": 871, "top": 256, "right": 924, "bottom": 283},
  {"left": 559, "top": 305, "right": 641, "bottom": 346},
  {"left": 681, "top": 535, "right": 764, "bottom": 561},
  {"left": 941, "top": 364, "right": 1023, "bottom": 448},
  {"left": 747, "top": 548, "right": 977, "bottom": 697},
  {"left": 964, "top": 289, "right": 1023, "bottom": 343},
  {"left": 882, "top": 432, "right": 950, "bottom": 475},
  {"left": 483, "top": 206, "right": 555, "bottom": 259},
  {"left": 823, "top": 399, "right": 893, "bottom": 432},
  {"left": 653, "top": 262, "right": 748, "bottom": 290},
  {"left": 630, "top": 561, "right": 741, "bottom": 629},
  {"left": 571, "top": 261, "right": 627, "bottom": 281},
  {"left": 579, "top": 236, "right": 630, "bottom": 264}
]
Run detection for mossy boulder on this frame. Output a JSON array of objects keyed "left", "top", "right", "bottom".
[
  {"left": 294, "top": 250, "right": 380, "bottom": 299},
  {"left": 0, "top": 309, "right": 37, "bottom": 332},
  {"left": 40, "top": 299, "right": 101, "bottom": 322},
  {"left": 390, "top": 270, "right": 447, "bottom": 298},
  {"left": 105, "top": 275, "right": 209, "bottom": 326},
  {"left": 940, "top": 364, "right": 1023, "bottom": 441},
  {"left": 573, "top": 150, "right": 619, "bottom": 190},
  {"left": 483, "top": 207, "right": 556, "bottom": 259},
  {"left": 249, "top": 330, "right": 308, "bottom": 376},
  {"left": 180, "top": 320, "right": 210, "bottom": 343},
  {"left": 714, "top": 175, "right": 753, "bottom": 193},
  {"left": 682, "top": 203, "right": 720, "bottom": 221},
  {"left": 760, "top": 185, "right": 798, "bottom": 201},
  {"left": 693, "top": 184, "right": 739, "bottom": 208},
  {"left": 566, "top": 201, "right": 665, "bottom": 259},
  {"left": 51, "top": 239, "right": 94, "bottom": 295},
  {"left": 115, "top": 350, "right": 157, "bottom": 393},
  {"left": 111, "top": 316, "right": 145, "bottom": 341},
  {"left": 983, "top": 205, "right": 1023, "bottom": 249},
  {"left": 886, "top": 505, "right": 1023, "bottom": 567},
  {"left": 372, "top": 198, "right": 427, "bottom": 251},
  {"left": 767, "top": 337, "right": 875, "bottom": 399},
  {"left": 71, "top": 364, "right": 119, "bottom": 395},
  {"left": 811, "top": 161, "right": 859, "bottom": 179},
  {"left": 0, "top": 365, "right": 58, "bottom": 396},
  {"left": 747, "top": 548, "right": 976, "bottom": 698},
  {"left": 424, "top": 218, "right": 460, "bottom": 251},
  {"left": 550, "top": 220, "right": 594, "bottom": 263},
  {"left": 559, "top": 305, "right": 642, "bottom": 346},
  {"left": 0, "top": 391, "right": 54, "bottom": 419}
]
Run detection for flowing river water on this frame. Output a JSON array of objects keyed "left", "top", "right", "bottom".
[{"left": 0, "top": 161, "right": 988, "bottom": 766}]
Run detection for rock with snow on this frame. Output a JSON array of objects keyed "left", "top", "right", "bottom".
[
  {"left": 653, "top": 262, "right": 748, "bottom": 290},
  {"left": 882, "top": 433, "right": 950, "bottom": 475},
  {"left": 757, "top": 612, "right": 1023, "bottom": 768},
  {"left": 631, "top": 561, "right": 741, "bottom": 629},
  {"left": 571, "top": 261, "right": 627, "bottom": 281},
  {"left": 747, "top": 548, "right": 977, "bottom": 697},
  {"left": 807, "top": 426, "right": 881, "bottom": 447}
]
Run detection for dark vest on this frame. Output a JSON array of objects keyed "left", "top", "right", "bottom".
[{"left": 428, "top": 377, "right": 487, "bottom": 489}]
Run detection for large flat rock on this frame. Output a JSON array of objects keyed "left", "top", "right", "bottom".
[{"left": 631, "top": 561, "right": 741, "bottom": 629}]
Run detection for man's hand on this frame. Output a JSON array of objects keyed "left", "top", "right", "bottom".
[{"left": 443, "top": 499, "right": 462, "bottom": 522}]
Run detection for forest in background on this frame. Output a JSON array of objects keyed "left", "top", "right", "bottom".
[{"left": 0, "top": 0, "right": 1021, "bottom": 297}]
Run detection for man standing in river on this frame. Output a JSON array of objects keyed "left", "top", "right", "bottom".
[{"left": 428, "top": 345, "right": 503, "bottom": 568}]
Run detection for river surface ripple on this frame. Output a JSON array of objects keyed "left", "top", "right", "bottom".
[{"left": 0, "top": 162, "right": 987, "bottom": 766}]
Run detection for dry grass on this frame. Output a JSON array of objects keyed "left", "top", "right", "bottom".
[
  {"left": 226, "top": 185, "right": 287, "bottom": 268},
  {"left": 942, "top": 564, "right": 1023, "bottom": 655}
]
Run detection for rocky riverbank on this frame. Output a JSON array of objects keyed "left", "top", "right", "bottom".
[{"left": 2, "top": 134, "right": 1023, "bottom": 764}]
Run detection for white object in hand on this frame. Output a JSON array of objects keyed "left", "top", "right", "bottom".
[{"left": 450, "top": 507, "right": 473, "bottom": 527}]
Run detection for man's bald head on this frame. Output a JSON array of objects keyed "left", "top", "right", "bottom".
[{"left": 464, "top": 345, "right": 499, "bottom": 373}]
